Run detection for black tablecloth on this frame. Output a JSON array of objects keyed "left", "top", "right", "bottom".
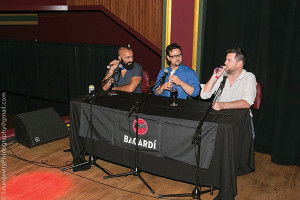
[{"left": 70, "top": 91, "right": 255, "bottom": 200}]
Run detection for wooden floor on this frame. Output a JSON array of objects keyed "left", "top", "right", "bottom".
[{"left": 5, "top": 137, "right": 300, "bottom": 200}]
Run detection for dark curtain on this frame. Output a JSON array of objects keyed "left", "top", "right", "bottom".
[
  {"left": 202, "top": 0, "right": 300, "bottom": 166},
  {"left": 0, "top": 40, "right": 119, "bottom": 115}
]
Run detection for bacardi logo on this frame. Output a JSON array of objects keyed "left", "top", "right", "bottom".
[{"left": 132, "top": 118, "right": 148, "bottom": 135}]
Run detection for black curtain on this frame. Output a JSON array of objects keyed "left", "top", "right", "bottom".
[
  {"left": 202, "top": 0, "right": 300, "bottom": 166},
  {"left": 0, "top": 40, "right": 119, "bottom": 116}
]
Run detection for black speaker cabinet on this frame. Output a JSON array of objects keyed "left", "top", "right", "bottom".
[{"left": 15, "top": 107, "right": 69, "bottom": 148}]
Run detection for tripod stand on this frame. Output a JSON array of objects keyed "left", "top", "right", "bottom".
[
  {"left": 159, "top": 75, "right": 228, "bottom": 199},
  {"left": 103, "top": 91, "right": 155, "bottom": 194},
  {"left": 61, "top": 98, "right": 111, "bottom": 175},
  {"left": 61, "top": 68, "right": 122, "bottom": 174}
]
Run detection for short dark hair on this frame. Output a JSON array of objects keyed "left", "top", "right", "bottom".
[
  {"left": 227, "top": 47, "right": 246, "bottom": 64},
  {"left": 166, "top": 43, "right": 182, "bottom": 56}
]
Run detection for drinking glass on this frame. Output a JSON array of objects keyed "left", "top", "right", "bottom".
[{"left": 170, "top": 84, "right": 178, "bottom": 106}]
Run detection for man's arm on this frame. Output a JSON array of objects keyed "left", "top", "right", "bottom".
[
  {"left": 102, "top": 60, "right": 119, "bottom": 91},
  {"left": 169, "top": 70, "right": 200, "bottom": 97},
  {"left": 200, "top": 67, "right": 225, "bottom": 99},
  {"left": 169, "top": 75, "right": 195, "bottom": 96},
  {"left": 154, "top": 69, "right": 167, "bottom": 96},
  {"left": 202, "top": 75, "right": 219, "bottom": 93},
  {"left": 112, "top": 76, "right": 141, "bottom": 93},
  {"left": 203, "top": 67, "right": 225, "bottom": 92},
  {"left": 154, "top": 81, "right": 172, "bottom": 95},
  {"left": 102, "top": 73, "right": 114, "bottom": 91},
  {"left": 213, "top": 100, "right": 250, "bottom": 110}
]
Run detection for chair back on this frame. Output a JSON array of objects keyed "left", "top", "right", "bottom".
[
  {"left": 142, "top": 70, "right": 150, "bottom": 93},
  {"left": 252, "top": 81, "right": 262, "bottom": 110}
]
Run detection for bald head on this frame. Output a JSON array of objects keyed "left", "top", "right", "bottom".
[
  {"left": 118, "top": 46, "right": 133, "bottom": 56},
  {"left": 118, "top": 46, "right": 134, "bottom": 69}
]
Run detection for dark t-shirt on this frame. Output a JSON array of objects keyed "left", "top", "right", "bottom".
[{"left": 113, "top": 62, "right": 143, "bottom": 93}]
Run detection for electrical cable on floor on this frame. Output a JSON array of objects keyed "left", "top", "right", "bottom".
[
  {"left": 65, "top": 170, "right": 186, "bottom": 200},
  {"left": 5, "top": 147, "right": 73, "bottom": 169},
  {"left": 4, "top": 146, "right": 194, "bottom": 200}
]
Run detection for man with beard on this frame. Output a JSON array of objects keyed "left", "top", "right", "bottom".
[
  {"left": 102, "top": 46, "right": 142, "bottom": 93},
  {"left": 154, "top": 43, "right": 200, "bottom": 99},
  {"left": 200, "top": 47, "right": 257, "bottom": 111}
]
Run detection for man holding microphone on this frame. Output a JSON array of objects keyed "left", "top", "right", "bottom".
[
  {"left": 154, "top": 43, "right": 200, "bottom": 99},
  {"left": 102, "top": 45, "right": 143, "bottom": 93},
  {"left": 200, "top": 47, "right": 257, "bottom": 110}
]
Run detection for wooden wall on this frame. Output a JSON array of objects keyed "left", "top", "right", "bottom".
[{"left": 66, "top": 0, "right": 163, "bottom": 49}]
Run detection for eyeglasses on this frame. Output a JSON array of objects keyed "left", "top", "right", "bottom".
[{"left": 169, "top": 54, "right": 182, "bottom": 59}]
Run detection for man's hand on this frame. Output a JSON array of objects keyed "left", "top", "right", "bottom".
[
  {"left": 155, "top": 81, "right": 172, "bottom": 95},
  {"left": 102, "top": 59, "right": 120, "bottom": 91},
  {"left": 212, "top": 100, "right": 250, "bottom": 111},
  {"left": 108, "top": 59, "right": 120, "bottom": 73},
  {"left": 213, "top": 66, "right": 225, "bottom": 78},
  {"left": 169, "top": 75, "right": 182, "bottom": 86},
  {"left": 212, "top": 102, "right": 225, "bottom": 110},
  {"left": 162, "top": 82, "right": 172, "bottom": 90}
]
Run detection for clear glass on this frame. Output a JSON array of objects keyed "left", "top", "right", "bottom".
[{"left": 170, "top": 84, "right": 178, "bottom": 106}]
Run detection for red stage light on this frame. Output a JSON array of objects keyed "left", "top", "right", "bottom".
[{"left": 6, "top": 171, "right": 71, "bottom": 200}]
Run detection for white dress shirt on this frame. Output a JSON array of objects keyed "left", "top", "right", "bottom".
[{"left": 200, "top": 69, "right": 257, "bottom": 106}]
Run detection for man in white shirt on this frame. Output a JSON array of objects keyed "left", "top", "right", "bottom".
[{"left": 200, "top": 47, "right": 256, "bottom": 110}]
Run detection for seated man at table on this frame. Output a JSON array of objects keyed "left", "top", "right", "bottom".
[
  {"left": 200, "top": 47, "right": 256, "bottom": 110},
  {"left": 102, "top": 45, "right": 143, "bottom": 93},
  {"left": 154, "top": 43, "right": 200, "bottom": 99}
]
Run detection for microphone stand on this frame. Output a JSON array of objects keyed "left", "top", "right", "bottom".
[
  {"left": 103, "top": 80, "right": 160, "bottom": 194},
  {"left": 159, "top": 75, "right": 228, "bottom": 199},
  {"left": 61, "top": 68, "right": 122, "bottom": 174}
]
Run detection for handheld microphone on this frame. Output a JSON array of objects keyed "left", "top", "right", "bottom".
[
  {"left": 107, "top": 63, "right": 122, "bottom": 70},
  {"left": 215, "top": 66, "right": 224, "bottom": 74},
  {"left": 107, "top": 59, "right": 121, "bottom": 69},
  {"left": 115, "top": 63, "right": 123, "bottom": 71},
  {"left": 160, "top": 69, "right": 169, "bottom": 86},
  {"left": 169, "top": 70, "right": 175, "bottom": 82}
]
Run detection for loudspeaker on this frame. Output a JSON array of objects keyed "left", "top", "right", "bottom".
[{"left": 15, "top": 107, "right": 69, "bottom": 148}]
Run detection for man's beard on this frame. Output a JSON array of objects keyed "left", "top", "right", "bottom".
[
  {"left": 173, "top": 60, "right": 181, "bottom": 67},
  {"left": 225, "top": 67, "right": 234, "bottom": 74},
  {"left": 226, "top": 69, "right": 234, "bottom": 74},
  {"left": 121, "top": 60, "right": 134, "bottom": 70}
]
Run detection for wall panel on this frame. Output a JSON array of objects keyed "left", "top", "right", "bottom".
[{"left": 66, "top": 0, "right": 163, "bottom": 49}]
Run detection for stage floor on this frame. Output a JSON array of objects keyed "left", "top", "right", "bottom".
[{"left": 5, "top": 137, "right": 299, "bottom": 200}]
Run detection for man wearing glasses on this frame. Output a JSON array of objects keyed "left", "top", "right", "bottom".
[
  {"left": 102, "top": 45, "right": 143, "bottom": 93},
  {"left": 154, "top": 43, "right": 200, "bottom": 99}
]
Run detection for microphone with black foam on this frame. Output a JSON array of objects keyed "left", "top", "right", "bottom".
[{"left": 160, "top": 68, "right": 169, "bottom": 86}]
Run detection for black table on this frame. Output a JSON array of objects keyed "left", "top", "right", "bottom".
[{"left": 70, "top": 91, "right": 255, "bottom": 200}]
